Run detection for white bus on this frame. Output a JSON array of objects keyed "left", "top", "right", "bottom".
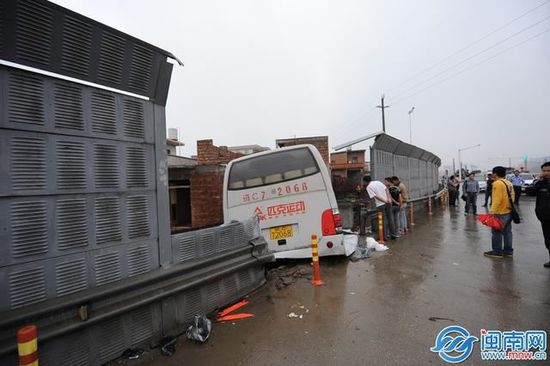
[{"left": 223, "top": 144, "right": 344, "bottom": 259}]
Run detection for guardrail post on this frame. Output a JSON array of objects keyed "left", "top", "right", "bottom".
[
  {"left": 428, "top": 196, "right": 433, "bottom": 215},
  {"left": 409, "top": 202, "right": 415, "bottom": 226},
  {"left": 17, "top": 325, "right": 38, "bottom": 366},
  {"left": 377, "top": 211, "right": 386, "bottom": 243},
  {"left": 311, "top": 234, "right": 324, "bottom": 286}
]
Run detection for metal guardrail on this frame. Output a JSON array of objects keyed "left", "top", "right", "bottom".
[
  {"left": 0, "top": 220, "right": 273, "bottom": 359},
  {"left": 408, "top": 187, "right": 447, "bottom": 202}
]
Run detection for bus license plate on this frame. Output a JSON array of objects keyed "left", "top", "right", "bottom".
[{"left": 270, "top": 225, "right": 293, "bottom": 240}]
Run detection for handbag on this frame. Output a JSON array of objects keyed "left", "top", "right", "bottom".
[{"left": 503, "top": 182, "right": 521, "bottom": 224}]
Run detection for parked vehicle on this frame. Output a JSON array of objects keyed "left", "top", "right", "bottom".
[
  {"left": 525, "top": 178, "right": 540, "bottom": 196},
  {"left": 475, "top": 175, "right": 487, "bottom": 192},
  {"left": 520, "top": 173, "right": 536, "bottom": 193},
  {"left": 223, "top": 144, "right": 344, "bottom": 259}
]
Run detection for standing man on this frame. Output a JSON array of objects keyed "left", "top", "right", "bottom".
[
  {"left": 363, "top": 175, "right": 393, "bottom": 241},
  {"left": 482, "top": 173, "right": 493, "bottom": 207},
  {"left": 484, "top": 166, "right": 514, "bottom": 258},
  {"left": 392, "top": 176, "right": 409, "bottom": 234},
  {"left": 448, "top": 175, "right": 459, "bottom": 206},
  {"left": 509, "top": 170, "right": 524, "bottom": 204},
  {"left": 385, "top": 177, "right": 401, "bottom": 239},
  {"left": 533, "top": 162, "right": 550, "bottom": 268},
  {"left": 463, "top": 173, "right": 480, "bottom": 215}
]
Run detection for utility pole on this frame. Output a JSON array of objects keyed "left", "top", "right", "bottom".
[
  {"left": 452, "top": 158, "right": 456, "bottom": 176},
  {"left": 376, "top": 95, "right": 390, "bottom": 133}
]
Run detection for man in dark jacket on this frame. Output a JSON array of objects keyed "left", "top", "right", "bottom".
[
  {"left": 534, "top": 162, "right": 550, "bottom": 268},
  {"left": 482, "top": 173, "right": 493, "bottom": 207}
]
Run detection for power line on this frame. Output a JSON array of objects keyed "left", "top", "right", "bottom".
[
  {"left": 391, "top": 14, "right": 550, "bottom": 101},
  {"left": 385, "top": 0, "right": 550, "bottom": 95},
  {"left": 392, "top": 26, "right": 550, "bottom": 105},
  {"left": 331, "top": 1, "right": 550, "bottom": 147}
]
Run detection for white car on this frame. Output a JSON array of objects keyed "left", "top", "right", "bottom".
[
  {"left": 475, "top": 176, "right": 487, "bottom": 192},
  {"left": 520, "top": 173, "right": 536, "bottom": 193},
  {"left": 506, "top": 173, "right": 536, "bottom": 193}
]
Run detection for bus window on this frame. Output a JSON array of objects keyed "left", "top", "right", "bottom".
[{"left": 227, "top": 147, "right": 320, "bottom": 190}]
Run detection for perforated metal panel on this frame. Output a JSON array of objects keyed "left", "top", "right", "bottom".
[
  {"left": 0, "top": 3, "right": 272, "bottom": 366},
  {"left": 170, "top": 218, "right": 260, "bottom": 264},
  {"left": 371, "top": 134, "right": 441, "bottom": 200},
  {"left": 0, "top": 64, "right": 162, "bottom": 312},
  {"left": 0, "top": 0, "right": 176, "bottom": 105}
]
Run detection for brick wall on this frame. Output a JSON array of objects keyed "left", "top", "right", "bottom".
[
  {"left": 189, "top": 140, "right": 245, "bottom": 229},
  {"left": 197, "top": 139, "right": 243, "bottom": 165},
  {"left": 331, "top": 152, "right": 347, "bottom": 165},
  {"left": 190, "top": 166, "right": 225, "bottom": 229}
]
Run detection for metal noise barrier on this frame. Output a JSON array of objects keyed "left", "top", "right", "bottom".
[{"left": 1, "top": 231, "right": 273, "bottom": 364}]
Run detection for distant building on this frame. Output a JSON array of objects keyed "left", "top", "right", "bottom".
[
  {"left": 166, "top": 138, "right": 184, "bottom": 156},
  {"left": 166, "top": 128, "right": 185, "bottom": 156},
  {"left": 227, "top": 144, "right": 270, "bottom": 155},
  {"left": 330, "top": 149, "right": 367, "bottom": 184},
  {"left": 275, "top": 136, "right": 329, "bottom": 165}
]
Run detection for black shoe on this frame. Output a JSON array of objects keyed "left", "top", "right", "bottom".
[
  {"left": 544, "top": 262, "right": 550, "bottom": 268},
  {"left": 484, "top": 251, "right": 504, "bottom": 258},
  {"left": 503, "top": 252, "right": 513, "bottom": 257}
]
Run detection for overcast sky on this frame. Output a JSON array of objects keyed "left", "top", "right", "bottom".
[{"left": 52, "top": 0, "right": 550, "bottom": 170}]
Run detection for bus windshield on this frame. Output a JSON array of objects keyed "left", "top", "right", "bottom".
[{"left": 228, "top": 147, "right": 320, "bottom": 189}]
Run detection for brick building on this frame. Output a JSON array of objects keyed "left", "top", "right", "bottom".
[
  {"left": 275, "top": 136, "right": 329, "bottom": 165},
  {"left": 330, "top": 149, "right": 368, "bottom": 183},
  {"left": 168, "top": 139, "right": 244, "bottom": 233}
]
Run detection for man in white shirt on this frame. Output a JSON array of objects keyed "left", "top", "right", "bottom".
[{"left": 363, "top": 175, "right": 395, "bottom": 240}]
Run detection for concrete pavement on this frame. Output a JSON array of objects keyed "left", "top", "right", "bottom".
[{"left": 119, "top": 195, "right": 549, "bottom": 366}]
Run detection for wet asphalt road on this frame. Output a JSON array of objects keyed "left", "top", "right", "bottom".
[{"left": 126, "top": 195, "right": 549, "bottom": 366}]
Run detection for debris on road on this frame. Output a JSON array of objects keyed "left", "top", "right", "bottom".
[
  {"left": 350, "top": 244, "right": 374, "bottom": 261},
  {"left": 366, "top": 237, "right": 389, "bottom": 252},
  {"left": 218, "top": 299, "right": 249, "bottom": 318},
  {"left": 217, "top": 299, "right": 255, "bottom": 322},
  {"left": 121, "top": 348, "right": 144, "bottom": 360},
  {"left": 267, "top": 265, "right": 311, "bottom": 289},
  {"left": 343, "top": 231, "right": 358, "bottom": 256},
  {"left": 428, "top": 317, "right": 456, "bottom": 322},
  {"left": 217, "top": 313, "right": 254, "bottom": 322},
  {"left": 158, "top": 336, "right": 178, "bottom": 357},
  {"left": 186, "top": 315, "right": 212, "bottom": 342}
]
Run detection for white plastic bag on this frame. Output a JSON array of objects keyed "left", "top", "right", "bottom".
[
  {"left": 366, "top": 237, "right": 378, "bottom": 249},
  {"left": 374, "top": 242, "right": 389, "bottom": 252}
]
